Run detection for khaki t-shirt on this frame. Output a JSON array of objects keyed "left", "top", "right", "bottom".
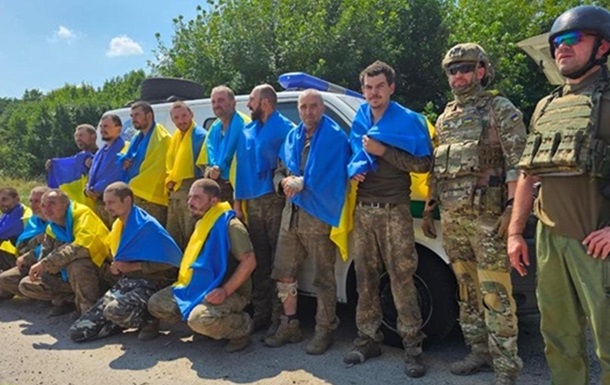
[
  {"left": 223, "top": 218, "right": 254, "bottom": 298},
  {"left": 533, "top": 70, "right": 610, "bottom": 240}
]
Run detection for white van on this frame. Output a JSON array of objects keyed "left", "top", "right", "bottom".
[{"left": 102, "top": 74, "right": 537, "bottom": 344}]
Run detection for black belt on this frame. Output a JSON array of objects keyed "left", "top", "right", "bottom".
[{"left": 357, "top": 201, "right": 396, "bottom": 209}]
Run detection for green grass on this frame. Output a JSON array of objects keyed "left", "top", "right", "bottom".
[{"left": 0, "top": 176, "right": 46, "bottom": 200}]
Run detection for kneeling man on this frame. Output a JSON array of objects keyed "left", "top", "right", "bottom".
[
  {"left": 70, "top": 182, "right": 183, "bottom": 342},
  {"left": 147, "top": 179, "right": 256, "bottom": 353}
]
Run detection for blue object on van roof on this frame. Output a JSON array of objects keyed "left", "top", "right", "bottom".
[{"left": 278, "top": 72, "right": 364, "bottom": 99}]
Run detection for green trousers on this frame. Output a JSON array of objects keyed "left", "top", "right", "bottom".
[{"left": 536, "top": 222, "right": 610, "bottom": 385}]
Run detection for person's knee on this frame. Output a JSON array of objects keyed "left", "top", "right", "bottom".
[{"left": 187, "top": 312, "right": 223, "bottom": 340}]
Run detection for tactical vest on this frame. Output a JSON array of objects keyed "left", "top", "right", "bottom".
[
  {"left": 519, "top": 79, "right": 610, "bottom": 178},
  {"left": 433, "top": 92, "right": 505, "bottom": 180}
]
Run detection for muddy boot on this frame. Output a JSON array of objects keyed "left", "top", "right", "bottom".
[
  {"left": 495, "top": 373, "right": 517, "bottom": 385},
  {"left": 225, "top": 316, "right": 253, "bottom": 353},
  {"left": 343, "top": 337, "right": 381, "bottom": 366},
  {"left": 306, "top": 329, "right": 333, "bottom": 355},
  {"left": 263, "top": 315, "right": 303, "bottom": 347},
  {"left": 138, "top": 319, "right": 160, "bottom": 341},
  {"left": 264, "top": 317, "right": 281, "bottom": 339},
  {"left": 449, "top": 351, "right": 493, "bottom": 375},
  {"left": 404, "top": 354, "right": 426, "bottom": 378},
  {"left": 47, "top": 302, "right": 75, "bottom": 317}
]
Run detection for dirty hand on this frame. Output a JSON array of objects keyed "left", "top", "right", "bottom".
[
  {"left": 205, "top": 287, "right": 227, "bottom": 305},
  {"left": 363, "top": 135, "right": 386, "bottom": 156},
  {"left": 494, "top": 205, "right": 513, "bottom": 238},
  {"left": 28, "top": 262, "right": 44, "bottom": 282},
  {"left": 421, "top": 211, "right": 437, "bottom": 239},
  {"left": 208, "top": 166, "right": 221, "bottom": 180}
]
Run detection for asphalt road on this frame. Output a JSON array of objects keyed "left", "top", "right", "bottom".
[{"left": 0, "top": 296, "right": 601, "bottom": 385}]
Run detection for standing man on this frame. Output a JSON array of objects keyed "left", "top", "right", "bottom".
[
  {"left": 421, "top": 44, "right": 525, "bottom": 385},
  {"left": 0, "top": 187, "right": 30, "bottom": 284},
  {"left": 85, "top": 113, "right": 126, "bottom": 227},
  {"left": 70, "top": 182, "right": 182, "bottom": 342},
  {"left": 0, "top": 186, "right": 48, "bottom": 299},
  {"left": 165, "top": 101, "right": 206, "bottom": 250},
  {"left": 19, "top": 189, "right": 110, "bottom": 317},
  {"left": 119, "top": 101, "right": 171, "bottom": 226},
  {"left": 233, "top": 84, "right": 293, "bottom": 332},
  {"left": 147, "top": 179, "right": 256, "bottom": 353},
  {"left": 344, "top": 61, "right": 432, "bottom": 379},
  {"left": 197, "top": 86, "right": 251, "bottom": 203},
  {"left": 263, "top": 89, "right": 350, "bottom": 354},
  {"left": 508, "top": 6, "right": 610, "bottom": 385}
]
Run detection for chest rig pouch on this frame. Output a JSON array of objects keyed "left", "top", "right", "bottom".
[{"left": 519, "top": 80, "right": 610, "bottom": 178}]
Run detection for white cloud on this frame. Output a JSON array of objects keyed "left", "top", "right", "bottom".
[
  {"left": 49, "top": 25, "right": 77, "bottom": 44},
  {"left": 106, "top": 36, "right": 144, "bottom": 57}
]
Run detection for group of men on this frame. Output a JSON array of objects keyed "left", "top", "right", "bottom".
[{"left": 0, "top": 4, "right": 609, "bottom": 384}]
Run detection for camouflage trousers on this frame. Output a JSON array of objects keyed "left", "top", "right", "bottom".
[
  {"left": 134, "top": 196, "right": 167, "bottom": 228},
  {"left": 0, "top": 265, "right": 28, "bottom": 298},
  {"left": 148, "top": 285, "right": 252, "bottom": 340},
  {"left": 441, "top": 208, "right": 522, "bottom": 376},
  {"left": 166, "top": 179, "right": 197, "bottom": 251},
  {"left": 0, "top": 250, "right": 17, "bottom": 298},
  {"left": 94, "top": 199, "right": 114, "bottom": 229},
  {"left": 246, "top": 193, "right": 284, "bottom": 322},
  {"left": 350, "top": 203, "right": 424, "bottom": 353},
  {"left": 69, "top": 277, "right": 157, "bottom": 342},
  {"left": 272, "top": 222, "right": 339, "bottom": 332},
  {"left": 19, "top": 258, "right": 103, "bottom": 314}
]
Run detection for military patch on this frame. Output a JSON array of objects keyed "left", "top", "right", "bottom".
[
  {"left": 510, "top": 113, "right": 520, "bottom": 122},
  {"left": 463, "top": 116, "right": 474, "bottom": 124}
]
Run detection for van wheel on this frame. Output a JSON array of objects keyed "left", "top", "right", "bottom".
[
  {"left": 139, "top": 77, "right": 204, "bottom": 102},
  {"left": 380, "top": 246, "right": 458, "bottom": 346}
]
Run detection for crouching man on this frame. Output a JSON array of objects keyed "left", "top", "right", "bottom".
[
  {"left": 70, "top": 182, "right": 183, "bottom": 342},
  {"left": 19, "top": 189, "right": 110, "bottom": 317},
  {"left": 147, "top": 179, "right": 257, "bottom": 353}
]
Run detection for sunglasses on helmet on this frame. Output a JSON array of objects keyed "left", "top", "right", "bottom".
[
  {"left": 446, "top": 63, "right": 477, "bottom": 75},
  {"left": 552, "top": 31, "right": 587, "bottom": 48}
]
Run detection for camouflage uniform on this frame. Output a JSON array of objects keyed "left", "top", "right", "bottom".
[
  {"left": 166, "top": 178, "right": 197, "bottom": 250},
  {"left": 18, "top": 235, "right": 106, "bottom": 314},
  {"left": 431, "top": 43, "right": 526, "bottom": 379},
  {"left": 0, "top": 233, "right": 44, "bottom": 297},
  {"left": 247, "top": 193, "right": 284, "bottom": 325},
  {"left": 93, "top": 199, "right": 114, "bottom": 229},
  {"left": 134, "top": 196, "right": 167, "bottom": 228}
]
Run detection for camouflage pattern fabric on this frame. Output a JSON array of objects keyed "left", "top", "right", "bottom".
[
  {"left": 147, "top": 285, "right": 183, "bottom": 324},
  {"left": 134, "top": 196, "right": 167, "bottom": 228},
  {"left": 0, "top": 250, "right": 16, "bottom": 271},
  {"left": 0, "top": 265, "right": 27, "bottom": 297},
  {"left": 246, "top": 193, "right": 284, "bottom": 323},
  {"left": 350, "top": 203, "right": 424, "bottom": 353},
  {"left": 166, "top": 178, "right": 197, "bottom": 250},
  {"left": 272, "top": 205, "right": 338, "bottom": 332},
  {"left": 69, "top": 277, "right": 157, "bottom": 342},
  {"left": 441, "top": 208, "right": 522, "bottom": 376}
]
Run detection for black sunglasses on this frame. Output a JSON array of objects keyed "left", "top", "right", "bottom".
[{"left": 446, "top": 63, "right": 476, "bottom": 75}]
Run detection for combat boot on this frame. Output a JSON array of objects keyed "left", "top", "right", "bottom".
[
  {"left": 263, "top": 315, "right": 303, "bottom": 347},
  {"left": 47, "top": 301, "right": 75, "bottom": 317},
  {"left": 449, "top": 351, "right": 493, "bottom": 375},
  {"left": 305, "top": 329, "right": 333, "bottom": 355},
  {"left": 343, "top": 337, "right": 381, "bottom": 365},
  {"left": 495, "top": 373, "right": 517, "bottom": 385},
  {"left": 225, "top": 316, "right": 253, "bottom": 353},
  {"left": 138, "top": 319, "right": 160, "bottom": 341},
  {"left": 404, "top": 353, "right": 426, "bottom": 378}
]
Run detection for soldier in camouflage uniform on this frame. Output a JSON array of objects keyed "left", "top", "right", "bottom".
[
  {"left": 19, "top": 189, "right": 110, "bottom": 317},
  {"left": 0, "top": 186, "right": 49, "bottom": 299},
  {"left": 508, "top": 6, "right": 610, "bottom": 385},
  {"left": 344, "top": 61, "right": 432, "bottom": 379},
  {"left": 165, "top": 102, "right": 206, "bottom": 250},
  {"left": 70, "top": 182, "right": 180, "bottom": 342},
  {"left": 263, "top": 90, "right": 350, "bottom": 354},
  {"left": 233, "top": 85, "right": 294, "bottom": 332},
  {"left": 421, "top": 44, "right": 526, "bottom": 385}
]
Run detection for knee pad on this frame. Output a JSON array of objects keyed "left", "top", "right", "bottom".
[{"left": 276, "top": 281, "right": 298, "bottom": 303}]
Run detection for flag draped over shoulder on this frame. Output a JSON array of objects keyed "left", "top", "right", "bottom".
[
  {"left": 172, "top": 202, "right": 233, "bottom": 319},
  {"left": 16, "top": 215, "right": 47, "bottom": 259},
  {"left": 165, "top": 122, "right": 206, "bottom": 192},
  {"left": 118, "top": 123, "right": 171, "bottom": 206},
  {"left": 47, "top": 151, "right": 95, "bottom": 208},
  {"left": 234, "top": 111, "right": 294, "bottom": 200},
  {"left": 108, "top": 205, "right": 182, "bottom": 267},
  {"left": 197, "top": 111, "right": 251, "bottom": 181},
  {"left": 87, "top": 137, "right": 126, "bottom": 194},
  {"left": 410, "top": 118, "right": 437, "bottom": 201},
  {"left": 279, "top": 115, "right": 350, "bottom": 227},
  {"left": 347, "top": 101, "right": 432, "bottom": 178},
  {"left": 0, "top": 204, "right": 31, "bottom": 256},
  {"left": 46, "top": 202, "right": 110, "bottom": 268}
]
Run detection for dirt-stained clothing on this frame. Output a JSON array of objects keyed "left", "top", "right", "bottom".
[{"left": 166, "top": 178, "right": 197, "bottom": 250}]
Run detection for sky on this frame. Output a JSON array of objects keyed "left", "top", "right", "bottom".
[{"left": 0, "top": 0, "right": 203, "bottom": 98}]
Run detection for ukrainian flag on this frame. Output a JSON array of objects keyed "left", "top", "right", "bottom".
[{"left": 47, "top": 151, "right": 96, "bottom": 209}]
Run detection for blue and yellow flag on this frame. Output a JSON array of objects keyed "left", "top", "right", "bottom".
[
  {"left": 165, "top": 122, "right": 206, "bottom": 192},
  {"left": 47, "top": 151, "right": 96, "bottom": 209},
  {"left": 197, "top": 111, "right": 250, "bottom": 181},
  {"left": 0, "top": 204, "right": 32, "bottom": 256},
  {"left": 172, "top": 202, "right": 233, "bottom": 319},
  {"left": 87, "top": 137, "right": 127, "bottom": 195},
  {"left": 119, "top": 123, "right": 171, "bottom": 206},
  {"left": 108, "top": 205, "right": 182, "bottom": 266}
]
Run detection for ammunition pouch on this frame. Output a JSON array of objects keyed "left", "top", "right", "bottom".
[
  {"left": 434, "top": 141, "right": 480, "bottom": 179},
  {"left": 473, "top": 185, "right": 505, "bottom": 216}
]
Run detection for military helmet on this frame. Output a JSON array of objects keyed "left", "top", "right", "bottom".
[
  {"left": 549, "top": 5, "right": 610, "bottom": 58},
  {"left": 442, "top": 43, "right": 494, "bottom": 87}
]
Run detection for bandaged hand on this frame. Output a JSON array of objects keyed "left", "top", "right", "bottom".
[
  {"left": 421, "top": 210, "right": 437, "bottom": 239},
  {"left": 494, "top": 205, "right": 513, "bottom": 238},
  {"left": 282, "top": 176, "right": 304, "bottom": 198}
]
